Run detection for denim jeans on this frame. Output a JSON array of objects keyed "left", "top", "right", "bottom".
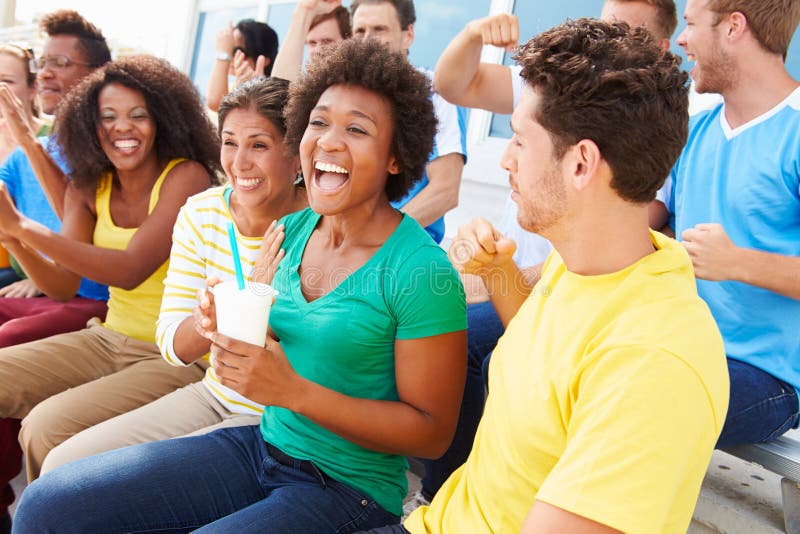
[
  {"left": 13, "top": 425, "right": 398, "bottom": 533},
  {"left": 420, "top": 300, "right": 503, "bottom": 498},
  {"left": 717, "top": 358, "right": 800, "bottom": 448}
]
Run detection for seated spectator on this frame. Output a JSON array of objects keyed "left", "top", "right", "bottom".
[
  {"left": 38, "top": 78, "right": 309, "bottom": 474},
  {"left": 671, "top": 0, "right": 800, "bottom": 447},
  {"left": 400, "top": 18, "right": 727, "bottom": 533},
  {"left": 271, "top": 0, "right": 352, "bottom": 82},
  {"left": 408, "top": 0, "right": 681, "bottom": 513},
  {"left": 0, "top": 55, "right": 219, "bottom": 489},
  {"left": 13, "top": 39, "right": 467, "bottom": 533},
  {"left": 207, "top": 19, "right": 279, "bottom": 112},
  {"left": 351, "top": 0, "right": 466, "bottom": 244},
  {"left": 0, "top": 43, "right": 48, "bottom": 289},
  {"left": 0, "top": 11, "right": 111, "bottom": 532}
]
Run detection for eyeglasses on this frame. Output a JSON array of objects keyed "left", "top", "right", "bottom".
[{"left": 35, "top": 55, "right": 91, "bottom": 71}]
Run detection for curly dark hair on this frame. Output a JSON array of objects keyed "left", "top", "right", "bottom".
[
  {"left": 515, "top": 18, "right": 689, "bottom": 203},
  {"left": 51, "top": 55, "right": 221, "bottom": 188},
  {"left": 39, "top": 10, "right": 111, "bottom": 68},
  {"left": 235, "top": 19, "right": 279, "bottom": 77},
  {"left": 218, "top": 77, "right": 290, "bottom": 138},
  {"left": 283, "top": 39, "right": 435, "bottom": 202}
]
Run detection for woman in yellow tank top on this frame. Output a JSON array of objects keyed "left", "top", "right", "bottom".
[{"left": 0, "top": 55, "right": 220, "bottom": 483}]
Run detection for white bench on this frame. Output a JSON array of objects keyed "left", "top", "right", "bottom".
[{"left": 723, "top": 428, "right": 800, "bottom": 533}]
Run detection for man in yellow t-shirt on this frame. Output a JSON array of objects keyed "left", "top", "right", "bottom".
[{"left": 399, "top": 18, "right": 729, "bottom": 534}]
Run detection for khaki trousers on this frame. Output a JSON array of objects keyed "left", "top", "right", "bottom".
[
  {"left": 0, "top": 323, "right": 205, "bottom": 481},
  {"left": 41, "top": 381, "right": 261, "bottom": 474}
]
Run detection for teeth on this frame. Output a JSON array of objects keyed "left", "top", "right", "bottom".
[
  {"left": 114, "top": 140, "right": 139, "bottom": 149},
  {"left": 315, "top": 161, "right": 348, "bottom": 174},
  {"left": 237, "top": 178, "right": 263, "bottom": 187}
]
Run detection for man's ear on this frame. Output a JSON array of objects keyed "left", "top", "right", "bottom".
[
  {"left": 567, "top": 139, "right": 602, "bottom": 191},
  {"left": 727, "top": 11, "right": 747, "bottom": 41},
  {"left": 401, "top": 23, "right": 415, "bottom": 51}
]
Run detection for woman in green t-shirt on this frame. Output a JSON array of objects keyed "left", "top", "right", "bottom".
[{"left": 15, "top": 39, "right": 468, "bottom": 533}]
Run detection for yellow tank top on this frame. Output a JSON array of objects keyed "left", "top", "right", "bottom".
[{"left": 93, "top": 158, "right": 184, "bottom": 342}]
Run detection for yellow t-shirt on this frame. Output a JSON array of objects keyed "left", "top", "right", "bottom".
[
  {"left": 406, "top": 231, "right": 729, "bottom": 534},
  {"left": 94, "top": 159, "right": 184, "bottom": 342}
]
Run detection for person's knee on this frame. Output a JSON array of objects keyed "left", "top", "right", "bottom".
[
  {"left": 19, "top": 402, "right": 64, "bottom": 464},
  {"left": 12, "top": 471, "right": 77, "bottom": 532}
]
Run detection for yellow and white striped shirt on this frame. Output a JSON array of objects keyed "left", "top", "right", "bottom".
[{"left": 156, "top": 186, "right": 265, "bottom": 415}]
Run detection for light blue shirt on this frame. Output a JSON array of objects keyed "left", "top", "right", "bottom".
[
  {"left": 0, "top": 139, "right": 108, "bottom": 301},
  {"left": 669, "top": 89, "right": 800, "bottom": 389}
]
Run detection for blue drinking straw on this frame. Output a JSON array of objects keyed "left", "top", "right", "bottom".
[{"left": 226, "top": 221, "right": 245, "bottom": 290}]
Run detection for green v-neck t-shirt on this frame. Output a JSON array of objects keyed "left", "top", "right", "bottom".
[{"left": 261, "top": 208, "right": 467, "bottom": 516}]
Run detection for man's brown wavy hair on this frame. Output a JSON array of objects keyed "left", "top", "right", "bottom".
[
  {"left": 708, "top": 0, "right": 800, "bottom": 57},
  {"left": 51, "top": 55, "right": 221, "bottom": 188},
  {"left": 283, "top": 39, "right": 436, "bottom": 202},
  {"left": 515, "top": 18, "right": 689, "bottom": 203}
]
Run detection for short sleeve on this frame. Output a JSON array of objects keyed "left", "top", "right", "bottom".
[
  {"left": 511, "top": 65, "right": 524, "bottom": 109},
  {"left": 536, "top": 346, "right": 720, "bottom": 533},
  {"left": 431, "top": 92, "right": 467, "bottom": 161},
  {"left": 392, "top": 245, "right": 466, "bottom": 340},
  {"left": 656, "top": 176, "right": 672, "bottom": 208}
]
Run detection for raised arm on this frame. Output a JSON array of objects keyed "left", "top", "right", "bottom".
[
  {"left": 0, "top": 84, "right": 67, "bottom": 218},
  {"left": 433, "top": 14, "right": 518, "bottom": 113},
  {"left": 271, "top": 0, "right": 342, "bottom": 82},
  {"left": 206, "top": 22, "right": 235, "bottom": 112},
  {"left": 0, "top": 182, "right": 91, "bottom": 300},
  {"left": 449, "top": 217, "right": 533, "bottom": 326},
  {"left": 9, "top": 161, "right": 210, "bottom": 290}
]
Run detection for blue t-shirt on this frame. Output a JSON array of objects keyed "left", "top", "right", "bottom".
[
  {"left": 0, "top": 140, "right": 108, "bottom": 301},
  {"left": 261, "top": 208, "right": 466, "bottom": 516},
  {"left": 669, "top": 89, "right": 800, "bottom": 389},
  {"left": 391, "top": 71, "right": 467, "bottom": 244}
]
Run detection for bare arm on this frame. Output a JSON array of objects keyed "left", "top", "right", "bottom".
[
  {"left": 0, "top": 84, "right": 68, "bottom": 218},
  {"left": 450, "top": 217, "right": 534, "bottom": 326},
  {"left": 401, "top": 152, "right": 463, "bottom": 229},
  {"left": 271, "top": 0, "right": 342, "bottom": 82},
  {"left": 433, "top": 14, "right": 518, "bottom": 113},
  {"left": 211, "top": 329, "right": 467, "bottom": 458},
  {"left": 206, "top": 22, "right": 234, "bottom": 112},
  {"left": 521, "top": 501, "right": 622, "bottom": 534},
  {"left": 0, "top": 183, "right": 92, "bottom": 300},
  {"left": 12, "top": 161, "right": 211, "bottom": 290},
  {"left": 683, "top": 223, "right": 800, "bottom": 299}
]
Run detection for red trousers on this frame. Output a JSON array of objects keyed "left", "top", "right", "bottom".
[{"left": 0, "top": 296, "right": 107, "bottom": 510}]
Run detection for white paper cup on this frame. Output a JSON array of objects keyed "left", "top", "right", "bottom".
[{"left": 212, "top": 281, "right": 279, "bottom": 346}]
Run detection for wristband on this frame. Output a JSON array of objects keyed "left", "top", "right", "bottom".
[{"left": 215, "top": 52, "right": 232, "bottom": 62}]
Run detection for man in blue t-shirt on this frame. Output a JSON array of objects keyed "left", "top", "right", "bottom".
[
  {"left": 669, "top": 0, "right": 800, "bottom": 446},
  {"left": 350, "top": 0, "right": 467, "bottom": 244}
]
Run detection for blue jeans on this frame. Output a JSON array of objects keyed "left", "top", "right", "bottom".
[
  {"left": 420, "top": 300, "right": 503, "bottom": 498},
  {"left": 13, "top": 425, "right": 398, "bottom": 533},
  {"left": 0, "top": 268, "right": 20, "bottom": 290},
  {"left": 717, "top": 358, "right": 800, "bottom": 448}
]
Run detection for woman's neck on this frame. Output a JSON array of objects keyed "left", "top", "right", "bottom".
[
  {"left": 230, "top": 186, "right": 307, "bottom": 237},
  {"left": 317, "top": 197, "right": 401, "bottom": 250},
  {"left": 113, "top": 156, "right": 164, "bottom": 193}
]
